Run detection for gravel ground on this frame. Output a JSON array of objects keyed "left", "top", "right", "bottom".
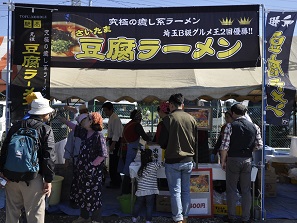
[
  {"left": 1, "top": 208, "right": 297, "bottom": 223},
  {"left": 44, "top": 214, "right": 297, "bottom": 223}
]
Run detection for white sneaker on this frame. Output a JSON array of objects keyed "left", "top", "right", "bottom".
[
  {"left": 72, "top": 217, "right": 91, "bottom": 223},
  {"left": 132, "top": 217, "right": 138, "bottom": 223}
]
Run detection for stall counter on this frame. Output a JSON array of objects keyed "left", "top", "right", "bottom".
[{"left": 129, "top": 162, "right": 258, "bottom": 182}]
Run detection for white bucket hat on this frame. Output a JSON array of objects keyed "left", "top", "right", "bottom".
[{"left": 28, "top": 99, "right": 54, "bottom": 115}]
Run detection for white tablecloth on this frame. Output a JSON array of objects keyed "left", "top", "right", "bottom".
[
  {"left": 129, "top": 162, "right": 258, "bottom": 182},
  {"left": 266, "top": 155, "right": 297, "bottom": 163}
]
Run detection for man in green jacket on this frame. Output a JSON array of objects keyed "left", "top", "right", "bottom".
[{"left": 159, "top": 93, "right": 198, "bottom": 223}]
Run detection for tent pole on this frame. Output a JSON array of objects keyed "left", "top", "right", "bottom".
[
  {"left": 260, "top": 4, "right": 267, "bottom": 220},
  {"left": 5, "top": 0, "right": 13, "bottom": 132}
]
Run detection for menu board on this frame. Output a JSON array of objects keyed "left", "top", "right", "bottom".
[
  {"left": 188, "top": 168, "right": 213, "bottom": 217},
  {"left": 184, "top": 107, "right": 213, "bottom": 130}
]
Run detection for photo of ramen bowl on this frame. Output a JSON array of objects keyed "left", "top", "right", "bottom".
[{"left": 51, "top": 13, "right": 105, "bottom": 59}]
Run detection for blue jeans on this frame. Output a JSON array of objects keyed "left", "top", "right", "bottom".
[
  {"left": 165, "top": 162, "right": 193, "bottom": 222},
  {"left": 132, "top": 194, "right": 155, "bottom": 221}
]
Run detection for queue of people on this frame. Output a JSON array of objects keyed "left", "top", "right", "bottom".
[{"left": 0, "top": 93, "right": 263, "bottom": 223}]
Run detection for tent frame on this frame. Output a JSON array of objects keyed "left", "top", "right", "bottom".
[{"left": 4, "top": 3, "right": 277, "bottom": 220}]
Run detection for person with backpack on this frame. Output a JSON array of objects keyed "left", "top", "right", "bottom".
[
  {"left": 59, "top": 112, "right": 108, "bottom": 223},
  {"left": 0, "top": 98, "right": 56, "bottom": 223}
]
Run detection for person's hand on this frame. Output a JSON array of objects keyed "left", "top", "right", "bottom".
[
  {"left": 147, "top": 131, "right": 153, "bottom": 141},
  {"left": 92, "top": 156, "right": 105, "bottom": 166},
  {"left": 43, "top": 182, "right": 52, "bottom": 197},
  {"left": 0, "top": 172, "right": 9, "bottom": 183},
  {"left": 64, "top": 159, "right": 71, "bottom": 168},
  {"left": 109, "top": 144, "right": 115, "bottom": 153}
]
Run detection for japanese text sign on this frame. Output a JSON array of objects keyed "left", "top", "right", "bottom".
[
  {"left": 15, "top": 3, "right": 260, "bottom": 69},
  {"left": 11, "top": 7, "right": 52, "bottom": 121},
  {"left": 265, "top": 12, "right": 297, "bottom": 126}
]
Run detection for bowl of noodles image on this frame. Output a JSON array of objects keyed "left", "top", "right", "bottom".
[
  {"left": 190, "top": 175, "right": 209, "bottom": 193},
  {"left": 51, "top": 13, "right": 106, "bottom": 61}
]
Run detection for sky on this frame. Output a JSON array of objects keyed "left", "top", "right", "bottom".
[{"left": 0, "top": 0, "right": 297, "bottom": 36}]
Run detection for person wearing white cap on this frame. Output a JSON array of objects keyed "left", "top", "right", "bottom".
[
  {"left": 23, "top": 92, "right": 46, "bottom": 120},
  {"left": 0, "top": 98, "right": 56, "bottom": 223}
]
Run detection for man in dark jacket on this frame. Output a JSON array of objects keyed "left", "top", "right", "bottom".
[
  {"left": 220, "top": 103, "right": 263, "bottom": 223},
  {"left": 158, "top": 93, "right": 198, "bottom": 223},
  {"left": 0, "top": 98, "right": 56, "bottom": 223}
]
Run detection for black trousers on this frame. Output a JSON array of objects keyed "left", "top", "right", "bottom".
[
  {"left": 121, "top": 175, "right": 132, "bottom": 195},
  {"left": 109, "top": 152, "right": 122, "bottom": 186}
]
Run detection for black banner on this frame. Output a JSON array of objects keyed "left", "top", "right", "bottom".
[
  {"left": 265, "top": 12, "right": 297, "bottom": 126},
  {"left": 12, "top": 7, "right": 52, "bottom": 121},
  {"left": 15, "top": 4, "right": 260, "bottom": 69}
]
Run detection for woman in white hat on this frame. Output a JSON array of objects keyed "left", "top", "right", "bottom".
[{"left": 0, "top": 98, "right": 55, "bottom": 223}]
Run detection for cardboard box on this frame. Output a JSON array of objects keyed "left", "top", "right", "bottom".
[
  {"left": 271, "top": 162, "right": 297, "bottom": 175},
  {"left": 213, "top": 204, "right": 242, "bottom": 216},
  {"left": 278, "top": 174, "right": 291, "bottom": 184},
  {"left": 156, "top": 195, "right": 171, "bottom": 212}
]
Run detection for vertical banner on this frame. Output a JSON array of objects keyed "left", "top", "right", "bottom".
[
  {"left": 11, "top": 7, "right": 52, "bottom": 121},
  {"left": 265, "top": 12, "right": 297, "bottom": 126}
]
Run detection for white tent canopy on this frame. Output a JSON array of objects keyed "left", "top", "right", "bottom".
[
  {"left": 50, "top": 67, "right": 262, "bottom": 102},
  {"left": 50, "top": 37, "right": 297, "bottom": 103},
  {"left": 0, "top": 36, "right": 296, "bottom": 103}
]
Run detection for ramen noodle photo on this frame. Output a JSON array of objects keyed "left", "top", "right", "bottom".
[
  {"left": 51, "top": 22, "right": 99, "bottom": 57},
  {"left": 190, "top": 175, "right": 209, "bottom": 193},
  {"left": 51, "top": 13, "right": 105, "bottom": 59}
]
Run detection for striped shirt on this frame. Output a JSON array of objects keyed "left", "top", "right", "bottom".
[
  {"left": 220, "top": 117, "right": 263, "bottom": 151},
  {"left": 135, "top": 161, "right": 162, "bottom": 197}
]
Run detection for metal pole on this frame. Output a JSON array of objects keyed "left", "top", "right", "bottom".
[
  {"left": 5, "top": 0, "right": 13, "bottom": 132},
  {"left": 261, "top": 4, "right": 267, "bottom": 220},
  {"left": 293, "top": 101, "right": 296, "bottom": 136}
]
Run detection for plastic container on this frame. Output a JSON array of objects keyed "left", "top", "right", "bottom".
[
  {"left": 117, "top": 194, "right": 135, "bottom": 214},
  {"left": 290, "top": 136, "right": 297, "bottom": 157},
  {"left": 49, "top": 175, "right": 64, "bottom": 206}
]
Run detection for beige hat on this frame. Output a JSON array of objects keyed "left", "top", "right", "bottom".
[{"left": 28, "top": 99, "right": 54, "bottom": 115}]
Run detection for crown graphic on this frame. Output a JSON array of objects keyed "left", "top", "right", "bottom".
[
  {"left": 220, "top": 17, "right": 234, "bottom": 26},
  {"left": 238, "top": 17, "right": 252, "bottom": 25}
]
